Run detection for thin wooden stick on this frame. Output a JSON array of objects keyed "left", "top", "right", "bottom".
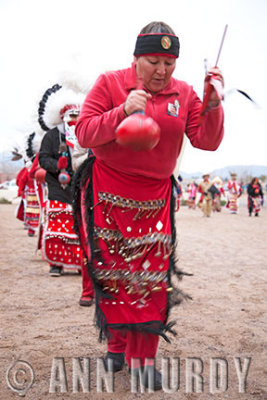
[
  {"left": 215, "top": 24, "right": 228, "bottom": 66},
  {"left": 198, "top": 24, "right": 228, "bottom": 125}
]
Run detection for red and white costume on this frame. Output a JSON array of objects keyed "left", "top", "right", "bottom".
[
  {"left": 16, "top": 164, "right": 40, "bottom": 236},
  {"left": 38, "top": 126, "right": 83, "bottom": 273},
  {"left": 42, "top": 199, "right": 83, "bottom": 269},
  {"left": 38, "top": 83, "right": 93, "bottom": 302},
  {"left": 30, "top": 153, "right": 48, "bottom": 250},
  {"left": 186, "top": 183, "right": 197, "bottom": 209},
  {"left": 227, "top": 177, "right": 242, "bottom": 213},
  {"left": 15, "top": 166, "right": 27, "bottom": 224}
]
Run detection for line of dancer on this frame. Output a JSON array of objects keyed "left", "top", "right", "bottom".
[{"left": 10, "top": 19, "right": 264, "bottom": 393}]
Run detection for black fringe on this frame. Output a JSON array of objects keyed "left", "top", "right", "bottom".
[
  {"left": 72, "top": 156, "right": 109, "bottom": 297},
  {"left": 164, "top": 176, "right": 193, "bottom": 324},
  {"left": 101, "top": 320, "right": 178, "bottom": 343},
  {"left": 72, "top": 156, "right": 95, "bottom": 235}
]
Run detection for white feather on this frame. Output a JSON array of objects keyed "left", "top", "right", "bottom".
[
  {"left": 56, "top": 52, "right": 93, "bottom": 94},
  {"left": 42, "top": 87, "right": 85, "bottom": 130}
]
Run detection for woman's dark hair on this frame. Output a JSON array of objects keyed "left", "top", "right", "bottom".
[{"left": 140, "top": 21, "right": 176, "bottom": 35}]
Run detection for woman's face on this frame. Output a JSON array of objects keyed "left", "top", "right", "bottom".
[{"left": 134, "top": 55, "right": 176, "bottom": 94}]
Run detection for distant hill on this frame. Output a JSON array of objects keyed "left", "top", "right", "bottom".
[
  {"left": 210, "top": 165, "right": 267, "bottom": 180},
  {"left": 179, "top": 171, "right": 203, "bottom": 180},
  {"left": 180, "top": 165, "right": 267, "bottom": 181},
  {"left": 1, "top": 150, "right": 267, "bottom": 182}
]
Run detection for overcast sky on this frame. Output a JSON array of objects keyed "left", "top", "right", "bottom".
[{"left": 0, "top": 0, "right": 266, "bottom": 173}]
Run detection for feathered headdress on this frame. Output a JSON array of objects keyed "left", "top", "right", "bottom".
[
  {"left": 38, "top": 84, "right": 62, "bottom": 131},
  {"left": 37, "top": 84, "right": 85, "bottom": 132},
  {"left": 11, "top": 148, "right": 23, "bottom": 161},
  {"left": 11, "top": 126, "right": 45, "bottom": 162}
]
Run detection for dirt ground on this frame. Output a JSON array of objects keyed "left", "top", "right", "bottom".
[{"left": 0, "top": 199, "right": 266, "bottom": 400}]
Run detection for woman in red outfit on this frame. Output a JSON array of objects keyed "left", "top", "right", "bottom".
[{"left": 73, "top": 21, "right": 224, "bottom": 390}]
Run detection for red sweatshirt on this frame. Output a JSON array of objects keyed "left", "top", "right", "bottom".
[
  {"left": 16, "top": 167, "right": 28, "bottom": 197},
  {"left": 29, "top": 153, "right": 39, "bottom": 179},
  {"left": 76, "top": 63, "right": 224, "bottom": 179}
]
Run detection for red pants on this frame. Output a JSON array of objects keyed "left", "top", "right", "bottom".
[
  {"left": 107, "top": 328, "right": 159, "bottom": 367},
  {"left": 81, "top": 260, "right": 94, "bottom": 298}
]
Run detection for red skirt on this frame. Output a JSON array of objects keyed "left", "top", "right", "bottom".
[
  {"left": 75, "top": 158, "right": 183, "bottom": 341},
  {"left": 42, "top": 200, "right": 82, "bottom": 270},
  {"left": 15, "top": 198, "right": 25, "bottom": 222}
]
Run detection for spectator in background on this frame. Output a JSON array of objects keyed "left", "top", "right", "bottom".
[
  {"left": 226, "top": 173, "right": 242, "bottom": 214},
  {"left": 186, "top": 181, "right": 197, "bottom": 209},
  {"left": 247, "top": 177, "right": 264, "bottom": 217},
  {"left": 198, "top": 174, "right": 213, "bottom": 217}
]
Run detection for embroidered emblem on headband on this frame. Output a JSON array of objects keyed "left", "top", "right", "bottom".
[
  {"left": 161, "top": 36, "right": 172, "bottom": 50},
  {"left": 167, "top": 99, "right": 179, "bottom": 117}
]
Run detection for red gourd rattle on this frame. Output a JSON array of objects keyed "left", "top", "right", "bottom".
[{"left": 116, "top": 81, "right": 160, "bottom": 151}]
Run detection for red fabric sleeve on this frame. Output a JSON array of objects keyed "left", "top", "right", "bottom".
[
  {"left": 185, "top": 89, "right": 224, "bottom": 151},
  {"left": 16, "top": 167, "right": 27, "bottom": 186},
  {"left": 17, "top": 168, "right": 29, "bottom": 197},
  {"left": 29, "top": 154, "right": 39, "bottom": 179},
  {"left": 198, "top": 184, "right": 203, "bottom": 194},
  {"left": 75, "top": 74, "right": 126, "bottom": 148}
]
